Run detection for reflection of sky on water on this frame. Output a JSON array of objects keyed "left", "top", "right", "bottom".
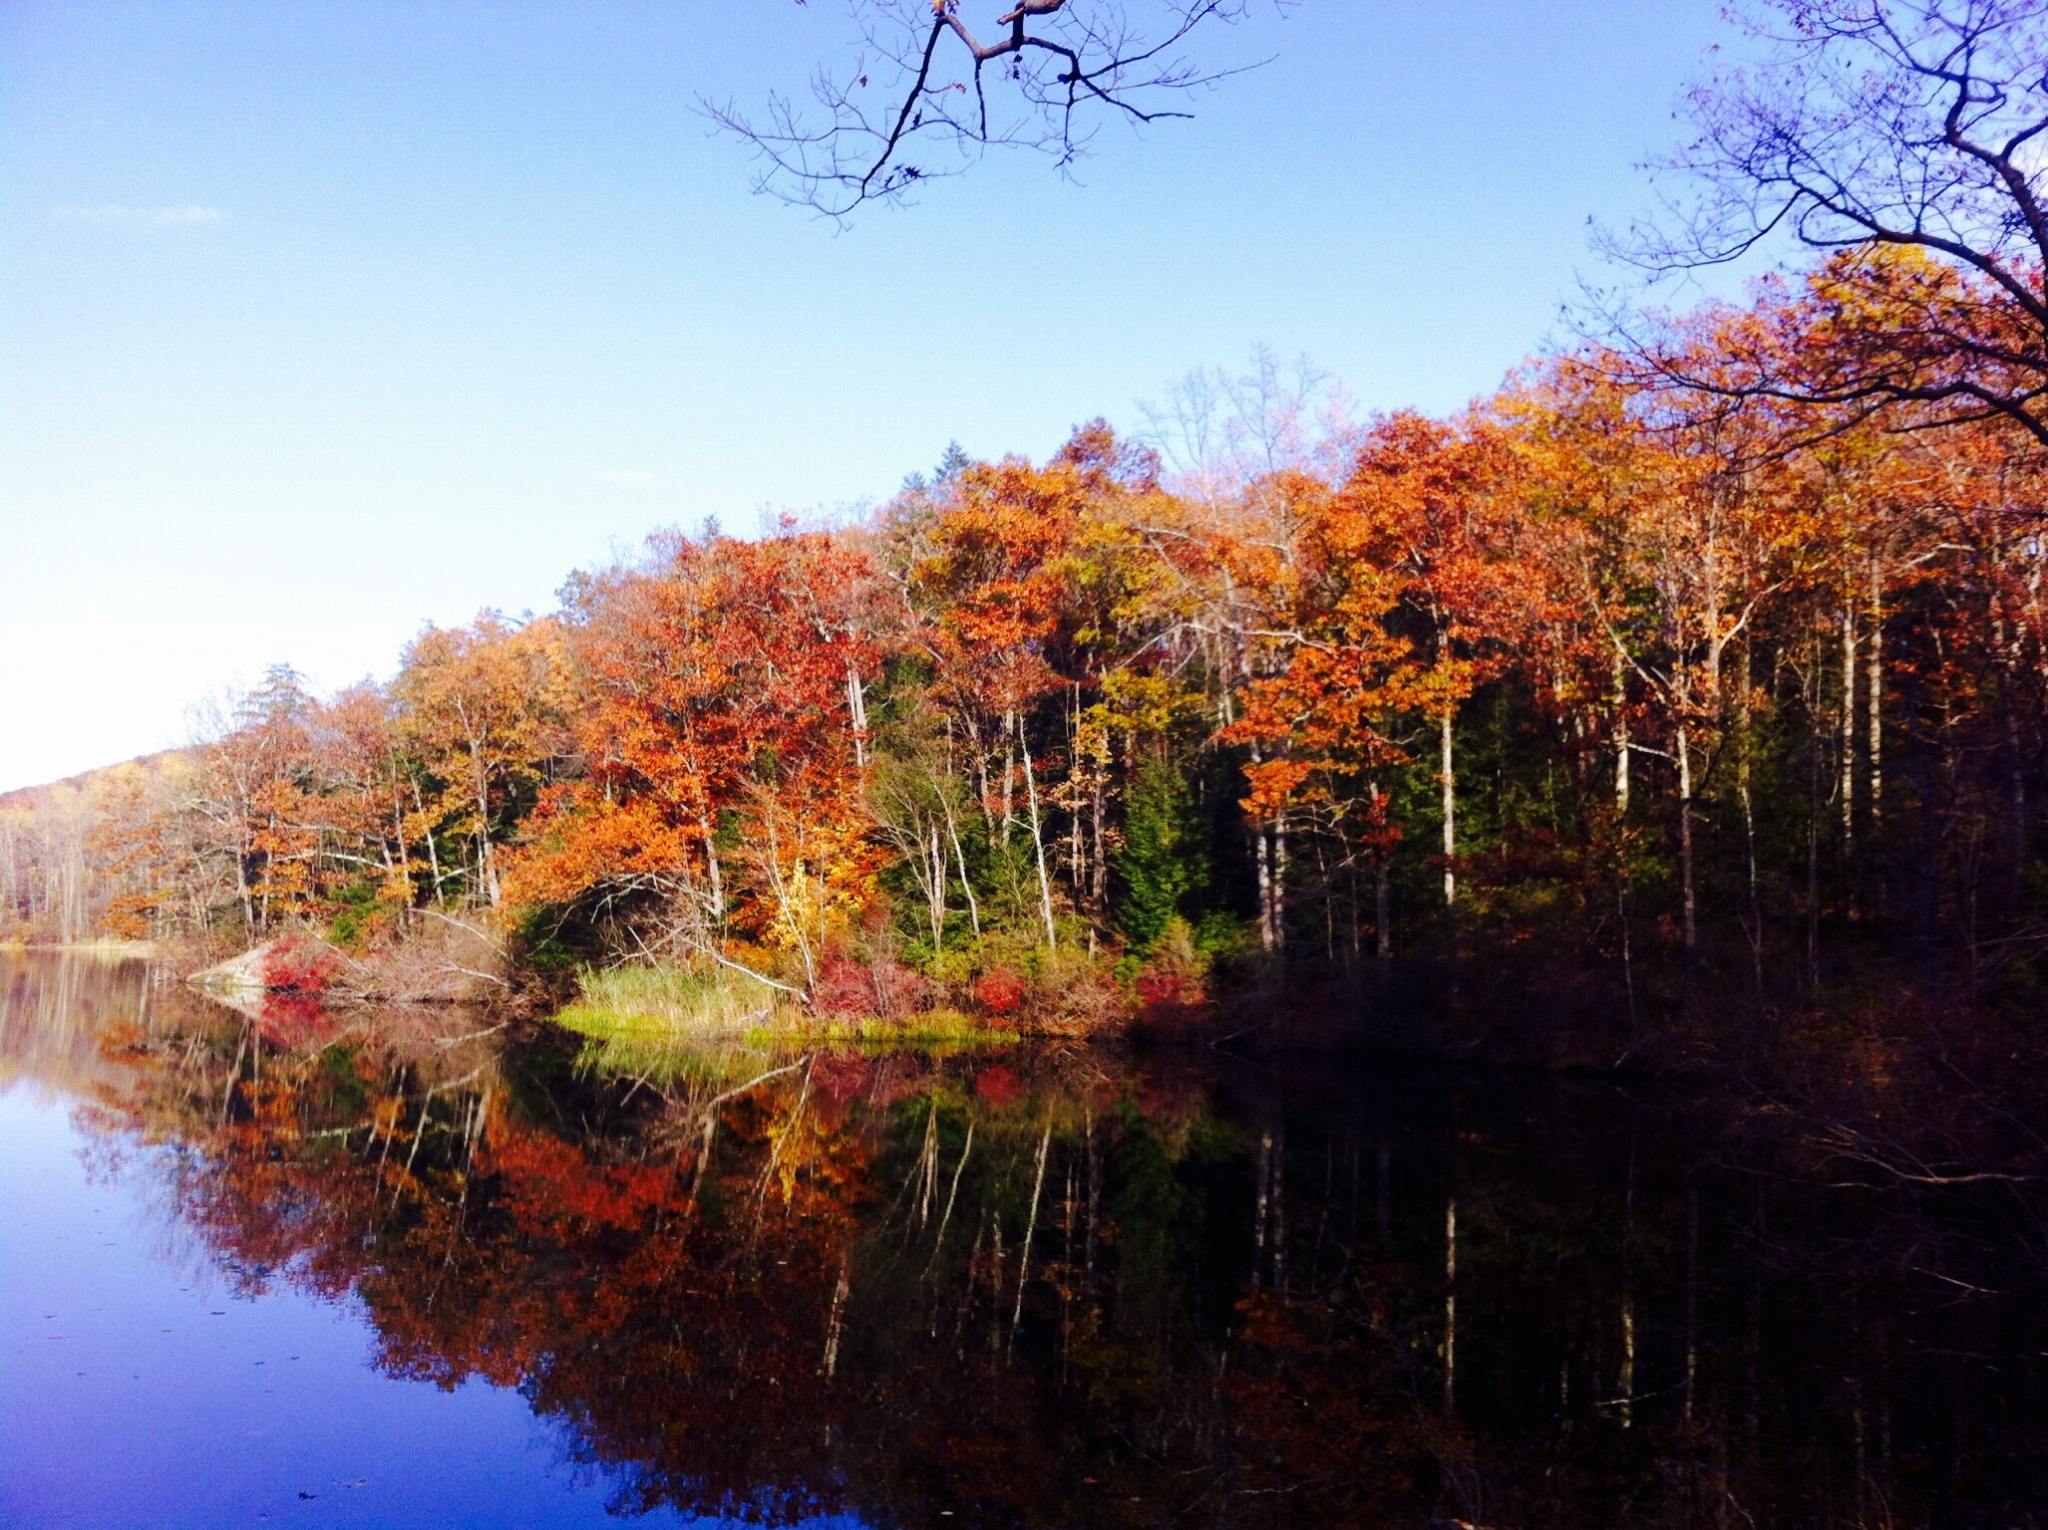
[{"left": 0, "top": 1087, "right": 852, "bottom": 1528}]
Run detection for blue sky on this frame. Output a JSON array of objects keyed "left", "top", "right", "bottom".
[{"left": 1, "top": 1, "right": 1744, "bottom": 791}]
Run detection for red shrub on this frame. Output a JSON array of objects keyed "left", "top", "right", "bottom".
[
  {"left": 972, "top": 967, "right": 1025, "bottom": 1017},
  {"left": 260, "top": 935, "right": 342, "bottom": 995},
  {"left": 1132, "top": 962, "right": 1213, "bottom": 1035},
  {"left": 810, "top": 956, "right": 874, "bottom": 1019},
  {"left": 811, "top": 953, "right": 936, "bottom": 1020},
  {"left": 871, "top": 956, "right": 936, "bottom": 1018}
]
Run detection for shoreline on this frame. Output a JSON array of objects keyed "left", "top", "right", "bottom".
[{"left": 0, "top": 940, "right": 160, "bottom": 957}]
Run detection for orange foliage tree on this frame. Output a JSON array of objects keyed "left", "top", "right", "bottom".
[{"left": 510, "top": 529, "right": 881, "bottom": 991}]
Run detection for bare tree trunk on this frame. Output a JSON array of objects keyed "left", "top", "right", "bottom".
[
  {"left": 388, "top": 755, "right": 413, "bottom": 916},
  {"left": 1615, "top": 655, "right": 1639, "bottom": 1021},
  {"left": 846, "top": 667, "right": 869, "bottom": 769},
  {"left": 413, "top": 778, "right": 445, "bottom": 907},
  {"left": 1443, "top": 1198, "right": 1458, "bottom": 1415},
  {"left": 1270, "top": 1119, "right": 1286, "bottom": 1295},
  {"left": 1090, "top": 771, "right": 1106, "bottom": 908},
  {"left": 1255, "top": 827, "right": 1274, "bottom": 950},
  {"left": 1069, "top": 783, "right": 1084, "bottom": 895},
  {"left": 1375, "top": 857, "right": 1391, "bottom": 964},
  {"left": 1067, "top": 687, "right": 1086, "bottom": 902},
  {"left": 1019, "top": 730, "right": 1057, "bottom": 950},
  {"left": 940, "top": 795, "right": 980, "bottom": 936},
  {"left": 1867, "top": 555, "right": 1884, "bottom": 824},
  {"left": 1619, "top": 1295, "right": 1636, "bottom": 1430},
  {"left": 1677, "top": 721, "right": 1697, "bottom": 958},
  {"left": 1440, "top": 709, "right": 1457, "bottom": 908},
  {"left": 472, "top": 744, "right": 500, "bottom": 909},
  {"left": 1248, "top": 738, "right": 1276, "bottom": 950},
  {"left": 969, "top": 713, "right": 993, "bottom": 831},
  {"left": 235, "top": 820, "right": 256, "bottom": 940},
  {"left": 1369, "top": 781, "right": 1391, "bottom": 962},
  {"left": 1739, "top": 644, "right": 1763, "bottom": 995},
  {"left": 1841, "top": 601, "right": 1857, "bottom": 856},
  {"left": 1273, "top": 810, "right": 1288, "bottom": 951},
  {"left": 698, "top": 813, "right": 725, "bottom": 927},
  {"left": 1000, "top": 711, "right": 1016, "bottom": 846},
  {"left": 1807, "top": 650, "right": 1822, "bottom": 995},
  {"left": 1614, "top": 651, "right": 1631, "bottom": 818}
]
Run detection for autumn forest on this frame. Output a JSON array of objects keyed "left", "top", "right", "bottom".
[
  {"left": 3, "top": 259, "right": 2042, "bottom": 1062},
  {"left": 14, "top": 6, "right": 2048, "bottom": 1526}
]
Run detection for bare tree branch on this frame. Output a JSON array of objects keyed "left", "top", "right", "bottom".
[
  {"left": 1606, "top": 2, "right": 2048, "bottom": 443},
  {"left": 705, "top": 2, "right": 1283, "bottom": 219}
]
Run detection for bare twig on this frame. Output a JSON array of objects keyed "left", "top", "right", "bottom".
[{"left": 705, "top": 1, "right": 1279, "bottom": 218}]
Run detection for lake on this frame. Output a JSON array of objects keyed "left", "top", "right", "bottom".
[{"left": 2, "top": 952, "right": 2042, "bottom": 1527}]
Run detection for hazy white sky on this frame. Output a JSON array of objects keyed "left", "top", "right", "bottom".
[{"left": 0, "top": 1, "right": 1742, "bottom": 791}]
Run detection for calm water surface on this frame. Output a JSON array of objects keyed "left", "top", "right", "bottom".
[{"left": 2, "top": 953, "right": 2042, "bottom": 1528}]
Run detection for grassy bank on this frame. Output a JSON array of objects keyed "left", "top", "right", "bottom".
[
  {"left": 554, "top": 963, "right": 1019, "bottom": 1082},
  {"left": 555, "top": 964, "right": 791, "bottom": 1036}
]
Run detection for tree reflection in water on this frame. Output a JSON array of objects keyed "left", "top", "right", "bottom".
[{"left": 18, "top": 956, "right": 2048, "bottom": 1528}]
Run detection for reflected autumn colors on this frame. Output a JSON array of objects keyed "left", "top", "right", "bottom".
[{"left": 7, "top": 953, "right": 2047, "bottom": 1529}]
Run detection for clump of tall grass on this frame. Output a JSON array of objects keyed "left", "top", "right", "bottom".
[
  {"left": 555, "top": 963, "right": 797, "bottom": 1085},
  {"left": 560, "top": 963, "right": 789, "bottom": 1037},
  {"left": 555, "top": 963, "right": 1019, "bottom": 1085}
]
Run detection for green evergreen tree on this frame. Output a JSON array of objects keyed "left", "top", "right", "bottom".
[{"left": 1114, "top": 756, "right": 1206, "bottom": 952}]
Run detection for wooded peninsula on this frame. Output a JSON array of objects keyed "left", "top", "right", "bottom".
[{"left": 4, "top": 260, "right": 2041, "bottom": 1064}]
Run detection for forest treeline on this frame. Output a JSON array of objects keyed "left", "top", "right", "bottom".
[{"left": 6, "top": 259, "right": 2044, "bottom": 1042}]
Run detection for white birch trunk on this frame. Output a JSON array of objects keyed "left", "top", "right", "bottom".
[
  {"left": 1867, "top": 557, "right": 1884, "bottom": 821},
  {"left": 1613, "top": 651, "right": 1630, "bottom": 818},
  {"left": 1677, "top": 721, "right": 1697, "bottom": 956},
  {"left": 1841, "top": 601, "right": 1857, "bottom": 852},
  {"left": 1443, "top": 1198, "right": 1458, "bottom": 1415},
  {"left": 1019, "top": 731, "right": 1057, "bottom": 950},
  {"left": 846, "top": 667, "right": 869, "bottom": 769},
  {"left": 1440, "top": 709, "right": 1457, "bottom": 909}
]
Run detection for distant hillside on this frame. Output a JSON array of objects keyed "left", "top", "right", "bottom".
[
  {"left": 0, "top": 751, "right": 189, "bottom": 944},
  {"left": 0, "top": 749, "right": 183, "bottom": 810}
]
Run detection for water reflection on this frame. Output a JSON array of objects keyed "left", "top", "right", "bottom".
[{"left": 5, "top": 952, "right": 2045, "bottom": 1528}]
